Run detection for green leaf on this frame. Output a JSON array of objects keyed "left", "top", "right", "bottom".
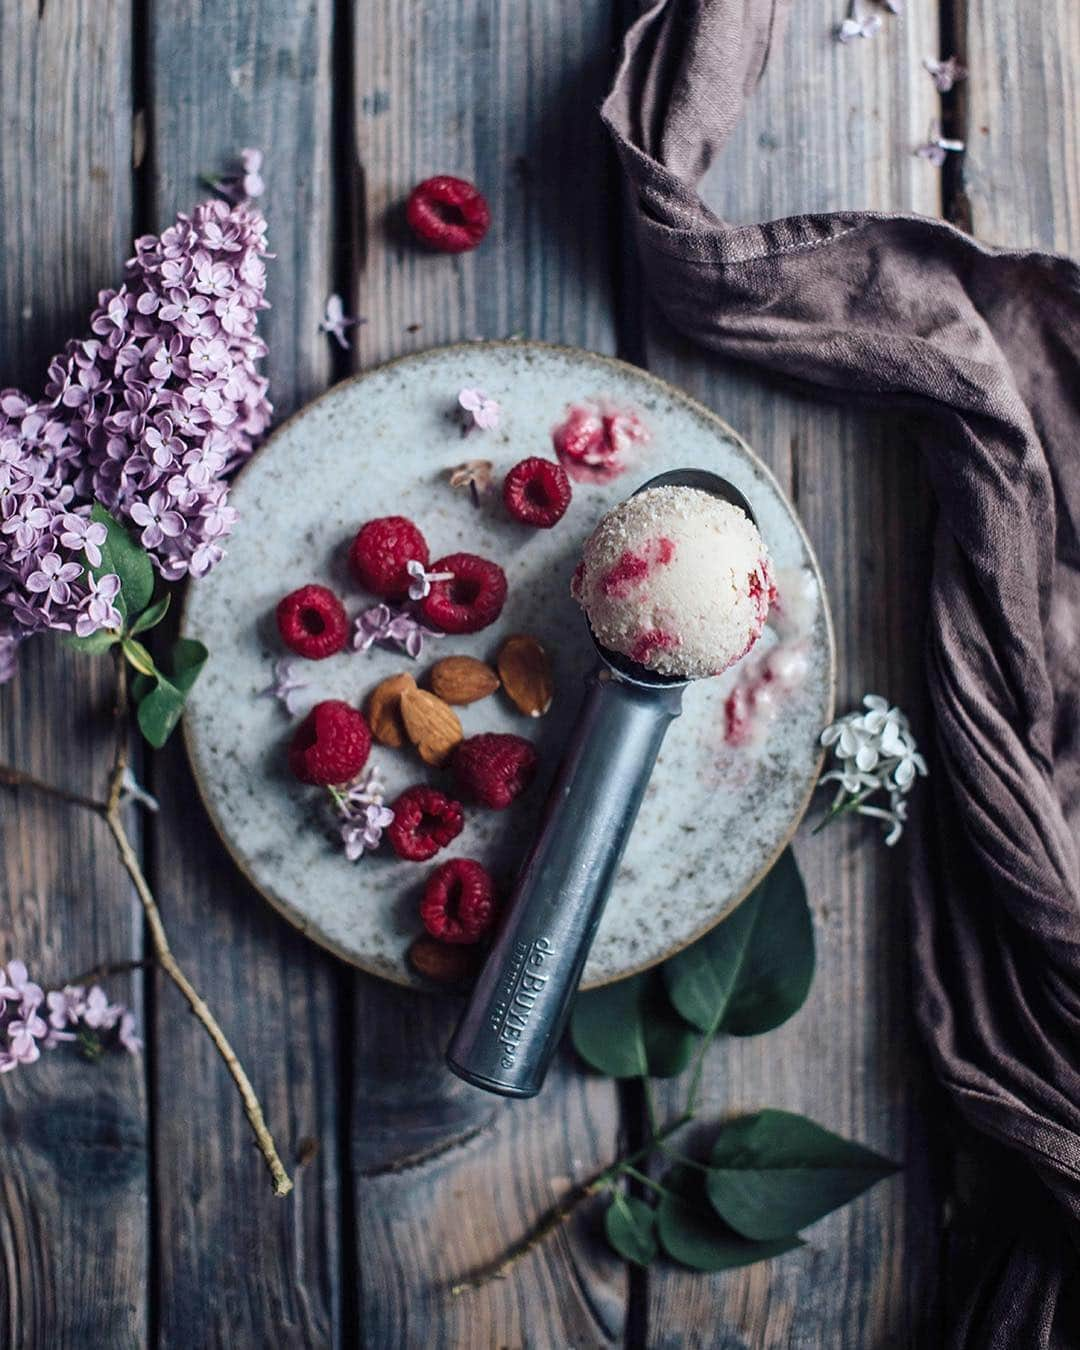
[
  {"left": 132, "top": 638, "right": 208, "bottom": 749},
  {"left": 604, "top": 1194, "right": 658, "bottom": 1267},
  {"left": 705, "top": 1110, "right": 899, "bottom": 1241},
  {"left": 65, "top": 629, "right": 120, "bottom": 654},
  {"left": 663, "top": 848, "right": 814, "bottom": 1037},
  {"left": 135, "top": 675, "right": 187, "bottom": 749},
  {"left": 128, "top": 593, "right": 171, "bottom": 636},
  {"left": 571, "top": 972, "right": 699, "bottom": 1079},
  {"left": 131, "top": 672, "right": 154, "bottom": 703},
  {"left": 657, "top": 1166, "right": 802, "bottom": 1272},
  {"left": 170, "top": 637, "right": 208, "bottom": 694},
  {"left": 121, "top": 637, "right": 157, "bottom": 678},
  {"left": 90, "top": 503, "right": 154, "bottom": 619}
]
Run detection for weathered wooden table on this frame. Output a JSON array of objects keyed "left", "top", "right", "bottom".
[{"left": 1, "top": 1, "right": 1075, "bottom": 1344}]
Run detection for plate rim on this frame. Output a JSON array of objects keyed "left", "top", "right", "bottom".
[{"left": 181, "top": 338, "right": 837, "bottom": 991}]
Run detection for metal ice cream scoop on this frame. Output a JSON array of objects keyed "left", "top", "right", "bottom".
[{"left": 446, "top": 469, "right": 758, "bottom": 1098}]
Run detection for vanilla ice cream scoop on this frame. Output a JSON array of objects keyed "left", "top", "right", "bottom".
[{"left": 571, "top": 484, "right": 773, "bottom": 679}]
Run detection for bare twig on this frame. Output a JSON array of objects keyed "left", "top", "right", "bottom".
[
  {"left": 1, "top": 649, "right": 294, "bottom": 1198},
  {"left": 64, "top": 957, "right": 153, "bottom": 988},
  {"left": 450, "top": 1112, "right": 692, "bottom": 1293},
  {"left": 0, "top": 764, "right": 104, "bottom": 814}
]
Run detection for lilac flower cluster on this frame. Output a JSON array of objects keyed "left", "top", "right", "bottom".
[
  {"left": 353, "top": 602, "right": 443, "bottom": 661},
  {"left": 0, "top": 195, "right": 272, "bottom": 675},
  {"left": 0, "top": 960, "right": 140, "bottom": 1072},
  {"left": 328, "top": 766, "right": 394, "bottom": 862}
]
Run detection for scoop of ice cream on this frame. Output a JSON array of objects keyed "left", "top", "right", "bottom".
[{"left": 571, "top": 485, "right": 772, "bottom": 678}]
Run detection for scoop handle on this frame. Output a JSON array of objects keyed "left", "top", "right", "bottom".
[{"left": 446, "top": 667, "right": 685, "bottom": 1097}]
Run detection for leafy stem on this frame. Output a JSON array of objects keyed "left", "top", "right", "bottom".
[{"left": 0, "top": 646, "right": 292, "bottom": 1197}]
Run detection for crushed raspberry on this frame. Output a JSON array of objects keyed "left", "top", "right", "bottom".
[
  {"left": 600, "top": 537, "right": 675, "bottom": 598},
  {"left": 276, "top": 584, "right": 348, "bottom": 660},
  {"left": 601, "top": 550, "right": 649, "bottom": 597},
  {"left": 552, "top": 402, "right": 648, "bottom": 484},
  {"left": 724, "top": 685, "right": 753, "bottom": 747},
  {"left": 406, "top": 176, "right": 490, "bottom": 253},
  {"left": 288, "top": 700, "right": 371, "bottom": 786},
  {"left": 629, "top": 629, "right": 680, "bottom": 665},
  {"left": 420, "top": 552, "right": 507, "bottom": 634},
  {"left": 387, "top": 786, "right": 464, "bottom": 861},
  {"left": 420, "top": 858, "right": 499, "bottom": 944},
  {"left": 502, "top": 457, "right": 572, "bottom": 528},
  {"left": 570, "top": 560, "right": 586, "bottom": 600},
  {"left": 350, "top": 516, "right": 430, "bottom": 599},
  {"left": 748, "top": 560, "right": 775, "bottom": 627},
  {"left": 453, "top": 733, "right": 538, "bottom": 810}
]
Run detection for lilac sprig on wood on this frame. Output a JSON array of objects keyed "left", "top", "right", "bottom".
[{"left": 0, "top": 959, "right": 140, "bottom": 1073}]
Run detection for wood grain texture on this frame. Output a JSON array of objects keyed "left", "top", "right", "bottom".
[
  {"left": 963, "top": 0, "right": 1080, "bottom": 253},
  {"left": 350, "top": 2, "right": 626, "bottom": 1343},
  {"left": 639, "top": 4, "right": 948, "bottom": 1345},
  {"left": 145, "top": 2, "right": 343, "bottom": 1345},
  {"left": 0, "top": 3, "right": 146, "bottom": 1347}
]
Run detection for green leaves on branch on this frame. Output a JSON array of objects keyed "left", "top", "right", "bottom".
[
  {"left": 606, "top": 1112, "right": 895, "bottom": 1275},
  {"left": 569, "top": 851, "right": 896, "bottom": 1274},
  {"left": 67, "top": 504, "right": 206, "bottom": 747},
  {"left": 570, "top": 848, "right": 814, "bottom": 1079},
  {"left": 705, "top": 1109, "right": 898, "bottom": 1241}
]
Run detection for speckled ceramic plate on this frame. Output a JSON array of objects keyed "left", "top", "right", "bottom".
[{"left": 182, "top": 342, "right": 835, "bottom": 989}]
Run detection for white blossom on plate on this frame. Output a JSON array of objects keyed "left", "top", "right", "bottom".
[{"left": 817, "top": 694, "right": 927, "bottom": 845}]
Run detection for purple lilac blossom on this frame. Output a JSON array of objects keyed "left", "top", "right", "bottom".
[
  {"left": 0, "top": 194, "right": 272, "bottom": 678},
  {"left": 0, "top": 961, "right": 139, "bottom": 1072}
]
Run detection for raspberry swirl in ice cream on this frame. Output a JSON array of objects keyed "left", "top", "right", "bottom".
[{"left": 570, "top": 485, "right": 773, "bottom": 679}]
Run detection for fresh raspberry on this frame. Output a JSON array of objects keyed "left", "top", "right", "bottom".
[
  {"left": 420, "top": 553, "right": 507, "bottom": 634},
  {"left": 350, "top": 516, "right": 429, "bottom": 599},
  {"left": 288, "top": 700, "right": 371, "bottom": 786},
  {"left": 387, "top": 786, "right": 465, "bottom": 861},
  {"left": 452, "top": 733, "right": 538, "bottom": 810},
  {"left": 276, "top": 584, "right": 348, "bottom": 660},
  {"left": 420, "top": 858, "right": 499, "bottom": 945},
  {"left": 406, "top": 176, "right": 490, "bottom": 253},
  {"left": 502, "top": 457, "right": 572, "bottom": 528}
]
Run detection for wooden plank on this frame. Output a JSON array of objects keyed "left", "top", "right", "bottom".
[
  {"left": 144, "top": 3, "right": 342, "bottom": 1345},
  {"left": 963, "top": 0, "right": 1080, "bottom": 253},
  {"left": 640, "top": 6, "right": 948, "bottom": 1346},
  {"left": 350, "top": 3, "right": 627, "bottom": 1343},
  {"left": 0, "top": 3, "right": 147, "bottom": 1347}
]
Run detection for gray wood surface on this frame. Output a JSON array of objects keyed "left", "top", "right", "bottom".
[
  {"left": 350, "top": 4, "right": 627, "bottom": 1343},
  {"left": 0, "top": 0, "right": 1076, "bottom": 1345},
  {"left": 0, "top": 4, "right": 146, "bottom": 1347},
  {"left": 144, "top": 2, "right": 343, "bottom": 1346}
]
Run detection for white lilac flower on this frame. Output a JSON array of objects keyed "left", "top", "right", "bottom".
[
  {"left": 258, "top": 657, "right": 308, "bottom": 716},
  {"left": 319, "top": 294, "right": 364, "bottom": 350},
  {"left": 915, "top": 120, "right": 965, "bottom": 167},
  {"left": 817, "top": 694, "right": 927, "bottom": 845},
  {"left": 836, "top": 0, "right": 882, "bottom": 42},
  {"left": 923, "top": 56, "right": 967, "bottom": 92},
  {"left": 405, "top": 559, "right": 454, "bottom": 601},
  {"left": 457, "top": 388, "right": 500, "bottom": 432}
]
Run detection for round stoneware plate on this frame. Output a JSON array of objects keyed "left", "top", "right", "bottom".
[{"left": 183, "top": 341, "right": 835, "bottom": 990}]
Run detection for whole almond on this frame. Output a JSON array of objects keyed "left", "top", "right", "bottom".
[
  {"left": 407, "top": 935, "right": 480, "bottom": 986},
  {"left": 366, "top": 672, "right": 417, "bottom": 748},
  {"left": 400, "top": 686, "right": 463, "bottom": 766},
  {"left": 498, "top": 634, "right": 554, "bottom": 718},
  {"left": 429, "top": 654, "right": 500, "bottom": 705}
]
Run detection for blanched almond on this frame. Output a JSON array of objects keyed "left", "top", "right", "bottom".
[
  {"left": 498, "top": 634, "right": 553, "bottom": 718},
  {"left": 366, "top": 672, "right": 417, "bottom": 747},
  {"left": 429, "top": 654, "right": 500, "bottom": 705},
  {"left": 400, "top": 686, "right": 463, "bottom": 766}
]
